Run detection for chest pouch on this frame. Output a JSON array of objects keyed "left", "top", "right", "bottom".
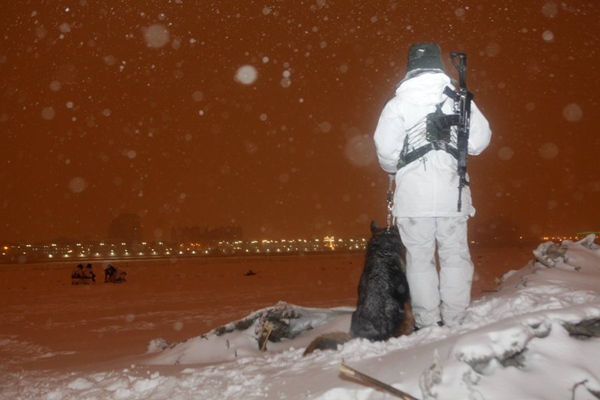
[{"left": 425, "top": 101, "right": 458, "bottom": 143}]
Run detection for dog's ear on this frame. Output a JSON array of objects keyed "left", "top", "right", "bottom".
[{"left": 370, "top": 220, "right": 380, "bottom": 234}]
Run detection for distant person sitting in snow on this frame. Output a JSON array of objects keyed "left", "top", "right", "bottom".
[
  {"left": 72, "top": 264, "right": 84, "bottom": 278},
  {"left": 104, "top": 264, "right": 117, "bottom": 282},
  {"left": 71, "top": 264, "right": 84, "bottom": 284},
  {"left": 104, "top": 264, "right": 127, "bottom": 283},
  {"left": 104, "top": 264, "right": 117, "bottom": 283},
  {"left": 83, "top": 263, "right": 96, "bottom": 283}
]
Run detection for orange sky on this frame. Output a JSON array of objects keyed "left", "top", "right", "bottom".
[{"left": 1, "top": 1, "right": 598, "bottom": 243}]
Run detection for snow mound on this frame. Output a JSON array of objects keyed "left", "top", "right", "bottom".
[{"left": 143, "top": 302, "right": 353, "bottom": 365}]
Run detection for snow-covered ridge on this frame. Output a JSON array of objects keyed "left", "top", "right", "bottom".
[{"left": 1, "top": 236, "right": 599, "bottom": 399}]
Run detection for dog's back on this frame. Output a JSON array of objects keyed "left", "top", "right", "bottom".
[
  {"left": 350, "top": 222, "right": 413, "bottom": 340},
  {"left": 304, "top": 222, "right": 413, "bottom": 355}
]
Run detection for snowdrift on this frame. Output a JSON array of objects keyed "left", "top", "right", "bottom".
[{"left": 2, "top": 236, "right": 600, "bottom": 399}]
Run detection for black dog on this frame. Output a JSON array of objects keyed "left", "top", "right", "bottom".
[{"left": 304, "top": 221, "right": 413, "bottom": 355}]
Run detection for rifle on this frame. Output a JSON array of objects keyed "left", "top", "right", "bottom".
[{"left": 443, "top": 52, "right": 473, "bottom": 212}]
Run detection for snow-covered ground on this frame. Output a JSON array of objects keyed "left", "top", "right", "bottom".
[{"left": 1, "top": 239, "right": 599, "bottom": 399}]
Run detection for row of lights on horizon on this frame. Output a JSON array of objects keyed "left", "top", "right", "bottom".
[
  {"left": 1, "top": 236, "right": 365, "bottom": 259},
  {"left": 3, "top": 234, "right": 596, "bottom": 260}
]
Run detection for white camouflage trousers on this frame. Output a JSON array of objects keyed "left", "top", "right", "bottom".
[{"left": 397, "top": 216, "right": 473, "bottom": 328}]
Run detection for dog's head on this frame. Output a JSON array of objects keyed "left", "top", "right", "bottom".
[
  {"left": 369, "top": 220, "right": 404, "bottom": 256},
  {"left": 370, "top": 220, "right": 399, "bottom": 236}
]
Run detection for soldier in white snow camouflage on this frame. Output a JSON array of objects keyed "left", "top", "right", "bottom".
[{"left": 373, "top": 42, "right": 492, "bottom": 328}]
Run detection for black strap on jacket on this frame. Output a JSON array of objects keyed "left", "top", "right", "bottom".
[{"left": 398, "top": 140, "right": 459, "bottom": 169}]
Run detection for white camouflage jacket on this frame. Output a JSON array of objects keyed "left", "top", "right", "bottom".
[{"left": 374, "top": 72, "right": 492, "bottom": 217}]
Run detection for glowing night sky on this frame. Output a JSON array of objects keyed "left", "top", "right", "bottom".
[{"left": 1, "top": 1, "right": 598, "bottom": 243}]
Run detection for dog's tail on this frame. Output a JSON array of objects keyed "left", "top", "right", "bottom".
[{"left": 303, "top": 332, "right": 352, "bottom": 356}]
